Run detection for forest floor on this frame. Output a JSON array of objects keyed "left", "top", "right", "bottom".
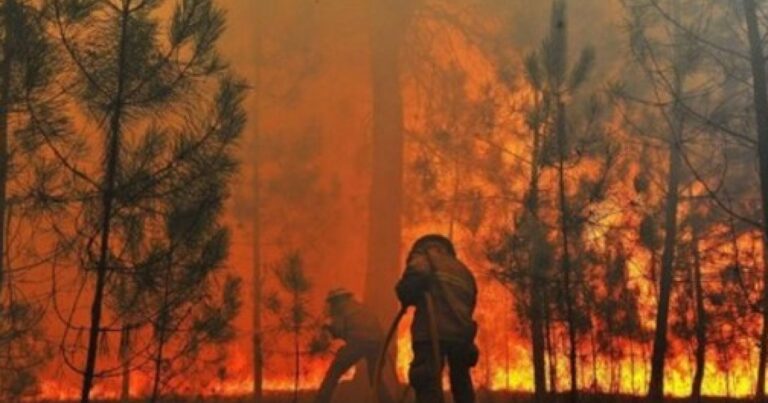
[
  {"left": 196, "top": 394, "right": 753, "bottom": 403},
  {"left": 54, "top": 390, "right": 755, "bottom": 403}
]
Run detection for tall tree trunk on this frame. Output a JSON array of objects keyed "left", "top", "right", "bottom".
[
  {"left": 691, "top": 227, "right": 706, "bottom": 401},
  {"left": 150, "top": 249, "right": 174, "bottom": 403},
  {"left": 530, "top": 192, "right": 556, "bottom": 403},
  {"left": 630, "top": 340, "right": 636, "bottom": 395},
  {"left": 252, "top": 162, "right": 264, "bottom": 402},
  {"left": 80, "top": 3, "right": 130, "bottom": 401},
  {"left": 0, "top": 0, "right": 16, "bottom": 300},
  {"left": 546, "top": 310, "right": 557, "bottom": 394},
  {"left": 365, "top": 0, "right": 415, "bottom": 323},
  {"left": 149, "top": 325, "right": 165, "bottom": 403},
  {"left": 590, "top": 329, "right": 597, "bottom": 392},
  {"left": 530, "top": 204, "right": 556, "bottom": 403},
  {"left": 526, "top": 108, "right": 547, "bottom": 402},
  {"left": 743, "top": 1, "right": 768, "bottom": 399},
  {"left": 530, "top": 251, "right": 548, "bottom": 401},
  {"left": 555, "top": 100, "right": 578, "bottom": 403},
  {"left": 119, "top": 326, "right": 131, "bottom": 402},
  {"left": 293, "top": 291, "right": 300, "bottom": 403},
  {"left": 505, "top": 297, "right": 511, "bottom": 391},
  {"left": 648, "top": 3, "right": 685, "bottom": 395},
  {"left": 251, "top": 1, "right": 265, "bottom": 400},
  {"left": 647, "top": 100, "right": 683, "bottom": 402},
  {"left": 150, "top": 326, "right": 166, "bottom": 403}
]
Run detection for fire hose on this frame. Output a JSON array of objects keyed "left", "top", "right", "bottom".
[
  {"left": 372, "top": 305, "right": 407, "bottom": 403},
  {"left": 372, "top": 292, "right": 445, "bottom": 403}
]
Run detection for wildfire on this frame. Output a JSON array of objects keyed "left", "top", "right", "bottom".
[{"left": 16, "top": 1, "right": 768, "bottom": 401}]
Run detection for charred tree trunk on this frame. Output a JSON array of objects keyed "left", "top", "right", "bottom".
[
  {"left": 251, "top": 2, "right": 265, "bottom": 400},
  {"left": 150, "top": 248, "right": 175, "bottom": 403},
  {"left": 0, "top": 0, "right": 16, "bottom": 300},
  {"left": 365, "top": 0, "right": 415, "bottom": 324},
  {"left": 555, "top": 100, "right": 578, "bottom": 403},
  {"left": 630, "top": 340, "right": 636, "bottom": 395},
  {"left": 252, "top": 155, "right": 264, "bottom": 403},
  {"left": 546, "top": 310, "right": 557, "bottom": 394},
  {"left": 531, "top": 146, "right": 546, "bottom": 402},
  {"left": 150, "top": 325, "right": 166, "bottom": 403},
  {"left": 691, "top": 228, "right": 707, "bottom": 401},
  {"left": 292, "top": 288, "right": 300, "bottom": 403},
  {"left": 119, "top": 326, "right": 131, "bottom": 402},
  {"left": 530, "top": 207, "right": 547, "bottom": 402},
  {"left": 743, "top": 1, "right": 768, "bottom": 399},
  {"left": 80, "top": 3, "right": 130, "bottom": 401},
  {"left": 526, "top": 94, "right": 548, "bottom": 402},
  {"left": 647, "top": 103, "right": 682, "bottom": 402},
  {"left": 505, "top": 299, "right": 511, "bottom": 391},
  {"left": 590, "top": 329, "right": 597, "bottom": 392},
  {"left": 648, "top": 3, "right": 685, "bottom": 395},
  {"left": 252, "top": 156, "right": 264, "bottom": 401}
]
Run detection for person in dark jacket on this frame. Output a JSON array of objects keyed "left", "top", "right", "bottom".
[
  {"left": 314, "top": 288, "right": 395, "bottom": 403},
  {"left": 396, "top": 234, "right": 478, "bottom": 403}
]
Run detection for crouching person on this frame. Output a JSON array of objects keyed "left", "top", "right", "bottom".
[
  {"left": 396, "top": 234, "right": 479, "bottom": 403},
  {"left": 314, "top": 288, "right": 395, "bottom": 403}
]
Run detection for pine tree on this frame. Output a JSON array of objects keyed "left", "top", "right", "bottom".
[
  {"left": 267, "top": 251, "right": 313, "bottom": 403},
  {"left": 628, "top": 0, "right": 768, "bottom": 396},
  {"left": 45, "top": 0, "right": 246, "bottom": 400},
  {"left": 619, "top": 1, "right": 708, "bottom": 398},
  {"left": 522, "top": 2, "right": 601, "bottom": 400},
  {"left": 0, "top": 0, "right": 62, "bottom": 398},
  {"left": 742, "top": 0, "right": 768, "bottom": 396}
]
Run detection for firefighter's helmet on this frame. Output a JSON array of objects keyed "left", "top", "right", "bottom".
[
  {"left": 410, "top": 234, "right": 456, "bottom": 257},
  {"left": 326, "top": 288, "right": 353, "bottom": 303}
]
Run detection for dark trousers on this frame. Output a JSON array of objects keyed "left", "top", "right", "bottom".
[
  {"left": 409, "top": 341, "right": 476, "bottom": 403},
  {"left": 315, "top": 341, "right": 395, "bottom": 403}
]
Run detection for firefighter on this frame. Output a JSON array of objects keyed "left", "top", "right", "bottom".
[
  {"left": 314, "top": 288, "right": 395, "bottom": 403},
  {"left": 396, "top": 234, "right": 478, "bottom": 403}
]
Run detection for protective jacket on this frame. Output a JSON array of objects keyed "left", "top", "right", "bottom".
[
  {"left": 327, "top": 299, "right": 383, "bottom": 344},
  {"left": 316, "top": 298, "right": 394, "bottom": 403},
  {"left": 396, "top": 248, "right": 477, "bottom": 343}
]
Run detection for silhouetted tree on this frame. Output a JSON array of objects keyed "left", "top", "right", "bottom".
[
  {"left": 267, "top": 251, "right": 314, "bottom": 403},
  {"left": 44, "top": 0, "right": 245, "bottom": 400},
  {"left": 741, "top": 1, "right": 768, "bottom": 396},
  {"left": 0, "top": 0, "right": 62, "bottom": 398},
  {"left": 523, "top": 2, "right": 605, "bottom": 400},
  {"left": 488, "top": 3, "right": 619, "bottom": 402},
  {"left": 686, "top": 207, "right": 709, "bottom": 400},
  {"left": 617, "top": 1, "right": 710, "bottom": 397},
  {"left": 249, "top": 1, "right": 266, "bottom": 400},
  {"left": 632, "top": 1, "right": 768, "bottom": 396},
  {"left": 122, "top": 143, "right": 244, "bottom": 402}
]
